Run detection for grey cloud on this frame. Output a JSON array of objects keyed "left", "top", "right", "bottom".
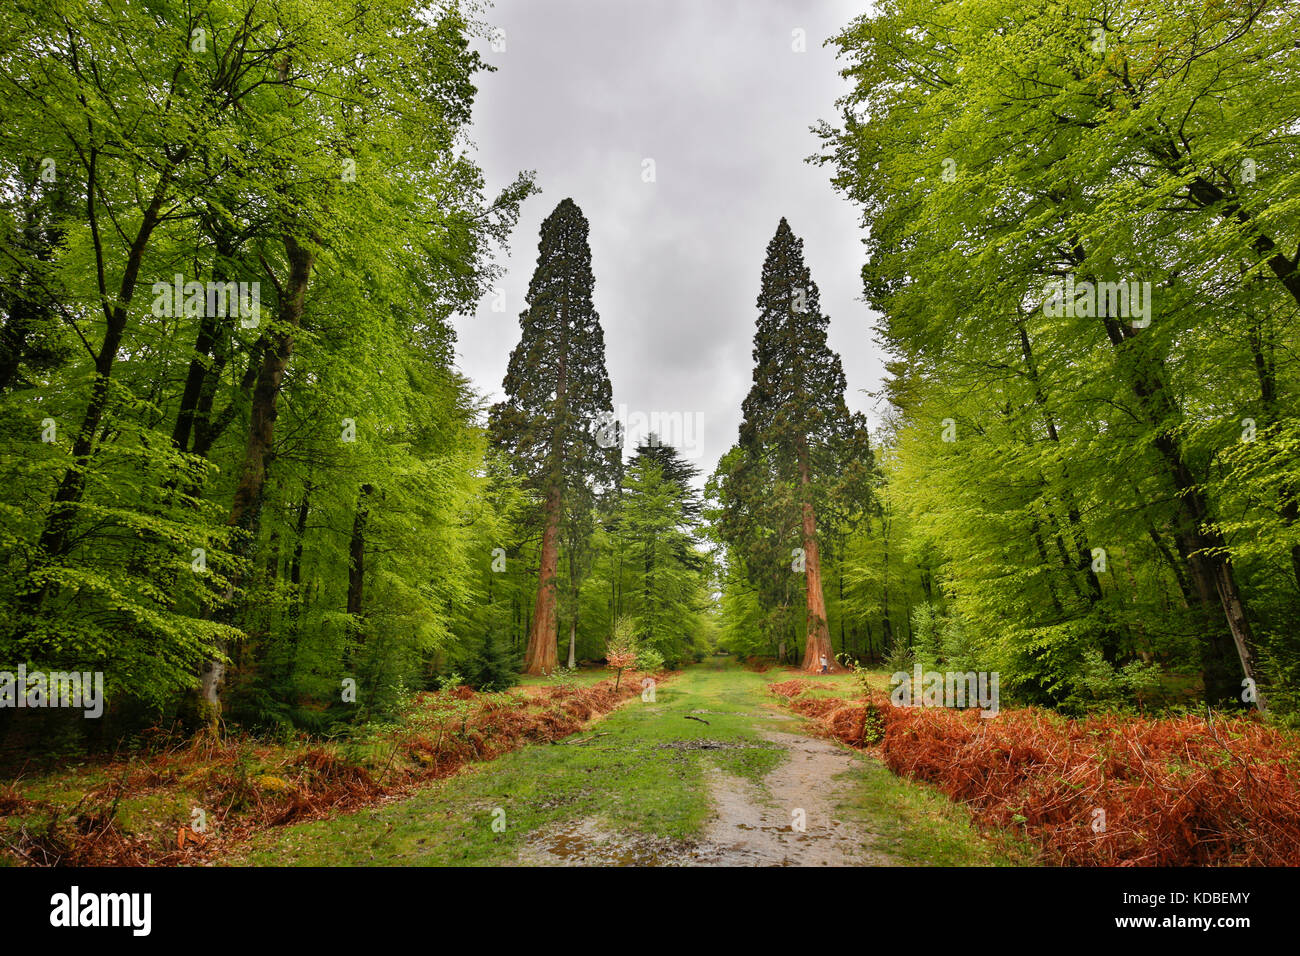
[{"left": 455, "top": 0, "right": 884, "bottom": 484}]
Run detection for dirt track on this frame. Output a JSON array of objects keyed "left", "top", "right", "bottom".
[
  {"left": 690, "top": 728, "right": 894, "bottom": 865},
  {"left": 519, "top": 709, "right": 895, "bottom": 866}
]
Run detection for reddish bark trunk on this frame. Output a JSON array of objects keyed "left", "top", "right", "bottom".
[
  {"left": 798, "top": 454, "right": 836, "bottom": 674},
  {"left": 524, "top": 484, "right": 561, "bottom": 675}
]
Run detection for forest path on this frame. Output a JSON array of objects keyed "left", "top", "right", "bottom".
[
  {"left": 518, "top": 658, "right": 892, "bottom": 866},
  {"left": 232, "top": 658, "right": 1023, "bottom": 866},
  {"left": 688, "top": 728, "right": 896, "bottom": 865}
]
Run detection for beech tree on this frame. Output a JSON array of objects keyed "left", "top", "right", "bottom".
[
  {"left": 819, "top": 0, "right": 1300, "bottom": 711},
  {"left": 0, "top": 0, "right": 531, "bottom": 728}
]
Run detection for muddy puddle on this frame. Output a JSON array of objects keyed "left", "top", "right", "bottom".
[
  {"left": 516, "top": 817, "right": 699, "bottom": 866},
  {"left": 690, "top": 730, "right": 893, "bottom": 866}
]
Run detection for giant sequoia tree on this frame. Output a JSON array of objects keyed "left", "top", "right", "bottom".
[
  {"left": 730, "top": 219, "right": 858, "bottom": 673},
  {"left": 490, "top": 199, "right": 617, "bottom": 675}
]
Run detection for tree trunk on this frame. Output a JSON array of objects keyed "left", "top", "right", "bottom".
[
  {"left": 33, "top": 167, "right": 173, "bottom": 566},
  {"left": 198, "top": 232, "right": 316, "bottom": 716},
  {"left": 881, "top": 509, "right": 894, "bottom": 654},
  {"left": 347, "top": 484, "right": 373, "bottom": 618},
  {"left": 1065, "top": 220, "right": 1264, "bottom": 709},
  {"left": 1097, "top": 311, "right": 1264, "bottom": 709},
  {"left": 567, "top": 617, "right": 577, "bottom": 669},
  {"left": 524, "top": 483, "right": 561, "bottom": 675},
  {"left": 798, "top": 452, "right": 836, "bottom": 673},
  {"left": 284, "top": 485, "right": 311, "bottom": 672},
  {"left": 1031, "top": 522, "right": 1067, "bottom": 618},
  {"left": 1245, "top": 315, "right": 1300, "bottom": 594},
  {"left": 1014, "top": 315, "right": 1120, "bottom": 658},
  {"left": 172, "top": 221, "right": 238, "bottom": 453},
  {"left": 344, "top": 483, "right": 373, "bottom": 668}
]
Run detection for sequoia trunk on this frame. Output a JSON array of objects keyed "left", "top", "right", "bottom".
[
  {"left": 798, "top": 453, "right": 836, "bottom": 673},
  {"left": 524, "top": 484, "right": 562, "bottom": 675}
]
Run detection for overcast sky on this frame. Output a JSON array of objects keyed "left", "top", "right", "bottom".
[{"left": 453, "top": 0, "right": 883, "bottom": 485}]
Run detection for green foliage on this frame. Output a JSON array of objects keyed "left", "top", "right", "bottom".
[
  {"left": 634, "top": 645, "right": 666, "bottom": 674},
  {"left": 579, "top": 440, "right": 711, "bottom": 668},
  {"left": 862, "top": 706, "right": 885, "bottom": 746},
  {"left": 606, "top": 615, "right": 638, "bottom": 660},
  {"left": 711, "top": 221, "right": 877, "bottom": 664},
  {"left": 0, "top": 0, "right": 534, "bottom": 734},
  {"left": 816, "top": 0, "right": 1300, "bottom": 714},
  {"left": 488, "top": 197, "right": 619, "bottom": 532},
  {"left": 1072, "top": 649, "right": 1163, "bottom": 712},
  {"left": 470, "top": 632, "right": 520, "bottom": 693}
]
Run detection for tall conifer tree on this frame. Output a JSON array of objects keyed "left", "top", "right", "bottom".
[
  {"left": 737, "top": 218, "right": 855, "bottom": 673},
  {"left": 490, "top": 199, "right": 616, "bottom": 675}
]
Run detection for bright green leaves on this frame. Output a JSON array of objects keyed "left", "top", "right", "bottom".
[{"left": 820, "top": 0, "right": 1300, "bottom": 710}]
